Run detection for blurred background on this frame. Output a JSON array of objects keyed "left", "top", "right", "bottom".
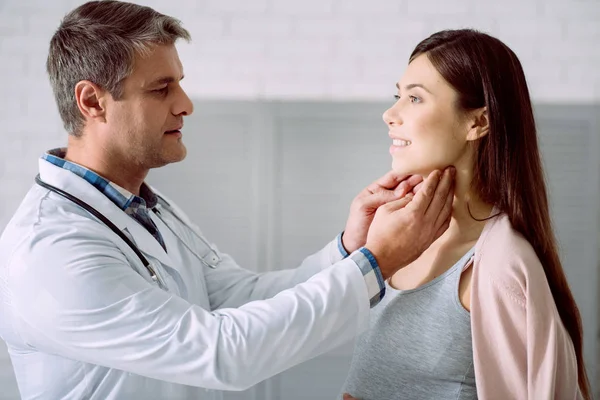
[{"left": 1, "top": 0, "right": 599, "bottom": 398}]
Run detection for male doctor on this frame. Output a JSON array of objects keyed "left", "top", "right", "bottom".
[{"left": 0, "top": 1, "right": 455, "bottom": 399}]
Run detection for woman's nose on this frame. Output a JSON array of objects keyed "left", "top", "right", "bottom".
[{"left": 383, "top": 106, "right": 401, "bottom": 127}]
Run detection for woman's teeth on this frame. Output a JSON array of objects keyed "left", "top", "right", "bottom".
[{"left": 393, "top": 139, "right": 411, "bottom": 147}]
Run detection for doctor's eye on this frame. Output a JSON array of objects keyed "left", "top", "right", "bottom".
[{"left": 153, "top": 86, "right": 169, "bottom": 96}]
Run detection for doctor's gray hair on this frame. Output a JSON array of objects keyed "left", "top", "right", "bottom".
[{"left": 46, "top": 0, "right": 191, "bottom": 137}]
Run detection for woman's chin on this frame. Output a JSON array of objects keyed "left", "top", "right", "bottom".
[
  {"left": 391, "top": 162, "right": 429, "bottom": 178},
  {"left": 392, "top": 160, "right": 454, "bottom": 178}
]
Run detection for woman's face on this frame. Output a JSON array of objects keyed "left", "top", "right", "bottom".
[{"left": 383, "top": 54, "right": 474, "bottom": 177}]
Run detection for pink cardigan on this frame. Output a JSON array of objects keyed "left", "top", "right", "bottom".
[{"left": 470, "top": 211, "right": 583, "bottom": 399}]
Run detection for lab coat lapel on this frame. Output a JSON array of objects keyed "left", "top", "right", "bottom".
[
  {"left": 119, "top": 214, "right": 177, "bottom": 270},
  {"left": 38, "top": 158, "right": 176, "bottom": 270}
]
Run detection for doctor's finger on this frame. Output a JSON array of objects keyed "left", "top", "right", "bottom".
[
  {"left": 433, "top": 215, "right": 451, "bottom": 242},
  {"left": 411, "top": 180, "right": 424, "bottom": 195},
  {"left": 406, "top": 170, "right": 442, "bottom": 214},
  {"left": 434, "top": 183, "right": 454, "bottom": 230},
  {"left": 362, "top": 189, "right": 402, "bottom": 210},
  {"left": 424, "top": 167, "right": 455, "bottom": 221},
  {"left": 380, "top": 193, "right": 413, "bottom": 212},
  {"left": 367, "top": 170, "right": 409, "bottom": 193},
  {"left": 392, "top": 174, "right": 424, "bottom": 197},
  {"left": 403, "top": 174, "right": 424, "bottom": 191}
]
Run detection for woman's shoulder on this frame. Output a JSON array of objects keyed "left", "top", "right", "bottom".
[
  {"left": 473, "top": 211, "right": 548, "bottom": 299},
  {"left": 476, "top": 212, "right": 538, "bottom": 262}
]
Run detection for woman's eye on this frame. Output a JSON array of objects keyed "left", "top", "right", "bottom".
[
  {"left": 409, "top": 95, "right": 421, "bottom": 103},
  {"left": 393, "top": 94, "right": 401, "bottom": 101}
]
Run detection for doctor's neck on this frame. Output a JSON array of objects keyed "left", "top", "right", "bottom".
[{"left": 65, "top": 138, "right": 148, "bottom": 196}]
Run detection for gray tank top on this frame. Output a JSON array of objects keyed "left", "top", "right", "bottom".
[{"left": 341, "top": 248, "right": 477, "bottom": 400}]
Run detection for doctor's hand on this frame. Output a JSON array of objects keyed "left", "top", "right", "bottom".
[
  {"left": 341, "top": 171, "right": 423, "bottom": 254},
  {"left": 364, "top": 167, "right": 455, "bottom": 280},
  {"left": 342, "top": 394, "right": 360, "bottom": 400}
]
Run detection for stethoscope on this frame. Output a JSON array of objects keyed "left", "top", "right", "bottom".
[{"left": 35, "top": 174, "right": 222, "bottom": 290}]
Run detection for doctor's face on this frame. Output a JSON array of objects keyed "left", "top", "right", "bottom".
[
  {"left": 102, "top": 44, "right": 194, "bottom": 169},
  {"left": 383, "top": 54, "right": 473, "bottom": 178}
]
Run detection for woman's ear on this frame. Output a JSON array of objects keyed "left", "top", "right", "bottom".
[{"left": 465, "top": 107, "right": 489, "bottom": 141}]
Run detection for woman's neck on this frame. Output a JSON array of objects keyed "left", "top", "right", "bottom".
[{"left": 434, "top": 167, "right": 494, "bottom": 246}]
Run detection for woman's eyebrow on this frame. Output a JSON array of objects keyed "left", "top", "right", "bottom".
[{"left": 396, "top": 82, "right": 432, "bottom": 94}]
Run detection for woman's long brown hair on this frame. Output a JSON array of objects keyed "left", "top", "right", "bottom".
[{"left": 410, "top": 29, "right": 590, "bottom": 399}]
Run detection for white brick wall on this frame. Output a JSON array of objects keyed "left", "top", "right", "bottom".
[
  {"left": 2, "top": 0, "right": 597, "bottom": 105},
  {"left": 0, "top": 0, "right": 596, "bottom": 210}
]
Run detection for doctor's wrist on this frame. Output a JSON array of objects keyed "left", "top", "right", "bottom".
[{"left": 350, "top": 247, "right": 386, "bottom": 308}]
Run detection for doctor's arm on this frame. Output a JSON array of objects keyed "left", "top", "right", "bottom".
[
  {"left": 11, "top": 168, "right": 452, "bottom": 391},
  {"left": 10, "top": 223, "right": 371, "bottom": 391},
  {"left": 204, "top": 172, "right": 426, "bottom": 310},
  {"left": 203, "top": 234, "right": 348, "bottom": 310}
]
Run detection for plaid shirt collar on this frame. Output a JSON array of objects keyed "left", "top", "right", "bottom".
[{"left": 42, "top": 148, "right": 158, "bottom": 212}]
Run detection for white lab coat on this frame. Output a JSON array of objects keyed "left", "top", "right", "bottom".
[{"left": 0, "top": 158, "right": 370, "bottom": 400}]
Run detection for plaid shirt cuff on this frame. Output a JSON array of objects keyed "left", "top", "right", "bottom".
[
  {"left": 336, "top": 232, "right": 350, "bottom": 258},
  {"left": 350, "top": 247, "right": 386, "bottom": 308}
]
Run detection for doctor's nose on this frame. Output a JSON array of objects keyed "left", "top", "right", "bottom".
[{"left": 172, "top": 86, "right": 194, "bottom": 117}]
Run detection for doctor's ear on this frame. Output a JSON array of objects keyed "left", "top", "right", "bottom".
[
  {"left": 465, "top": 107, "right": 489, "bottom": 141},
  {"left": 74, "top": 80, "right": 108, "bottom": 123}
]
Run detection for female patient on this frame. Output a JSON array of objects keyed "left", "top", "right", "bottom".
[{"left": 341, "top": 29, "right": 590, "bottom": 400}]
